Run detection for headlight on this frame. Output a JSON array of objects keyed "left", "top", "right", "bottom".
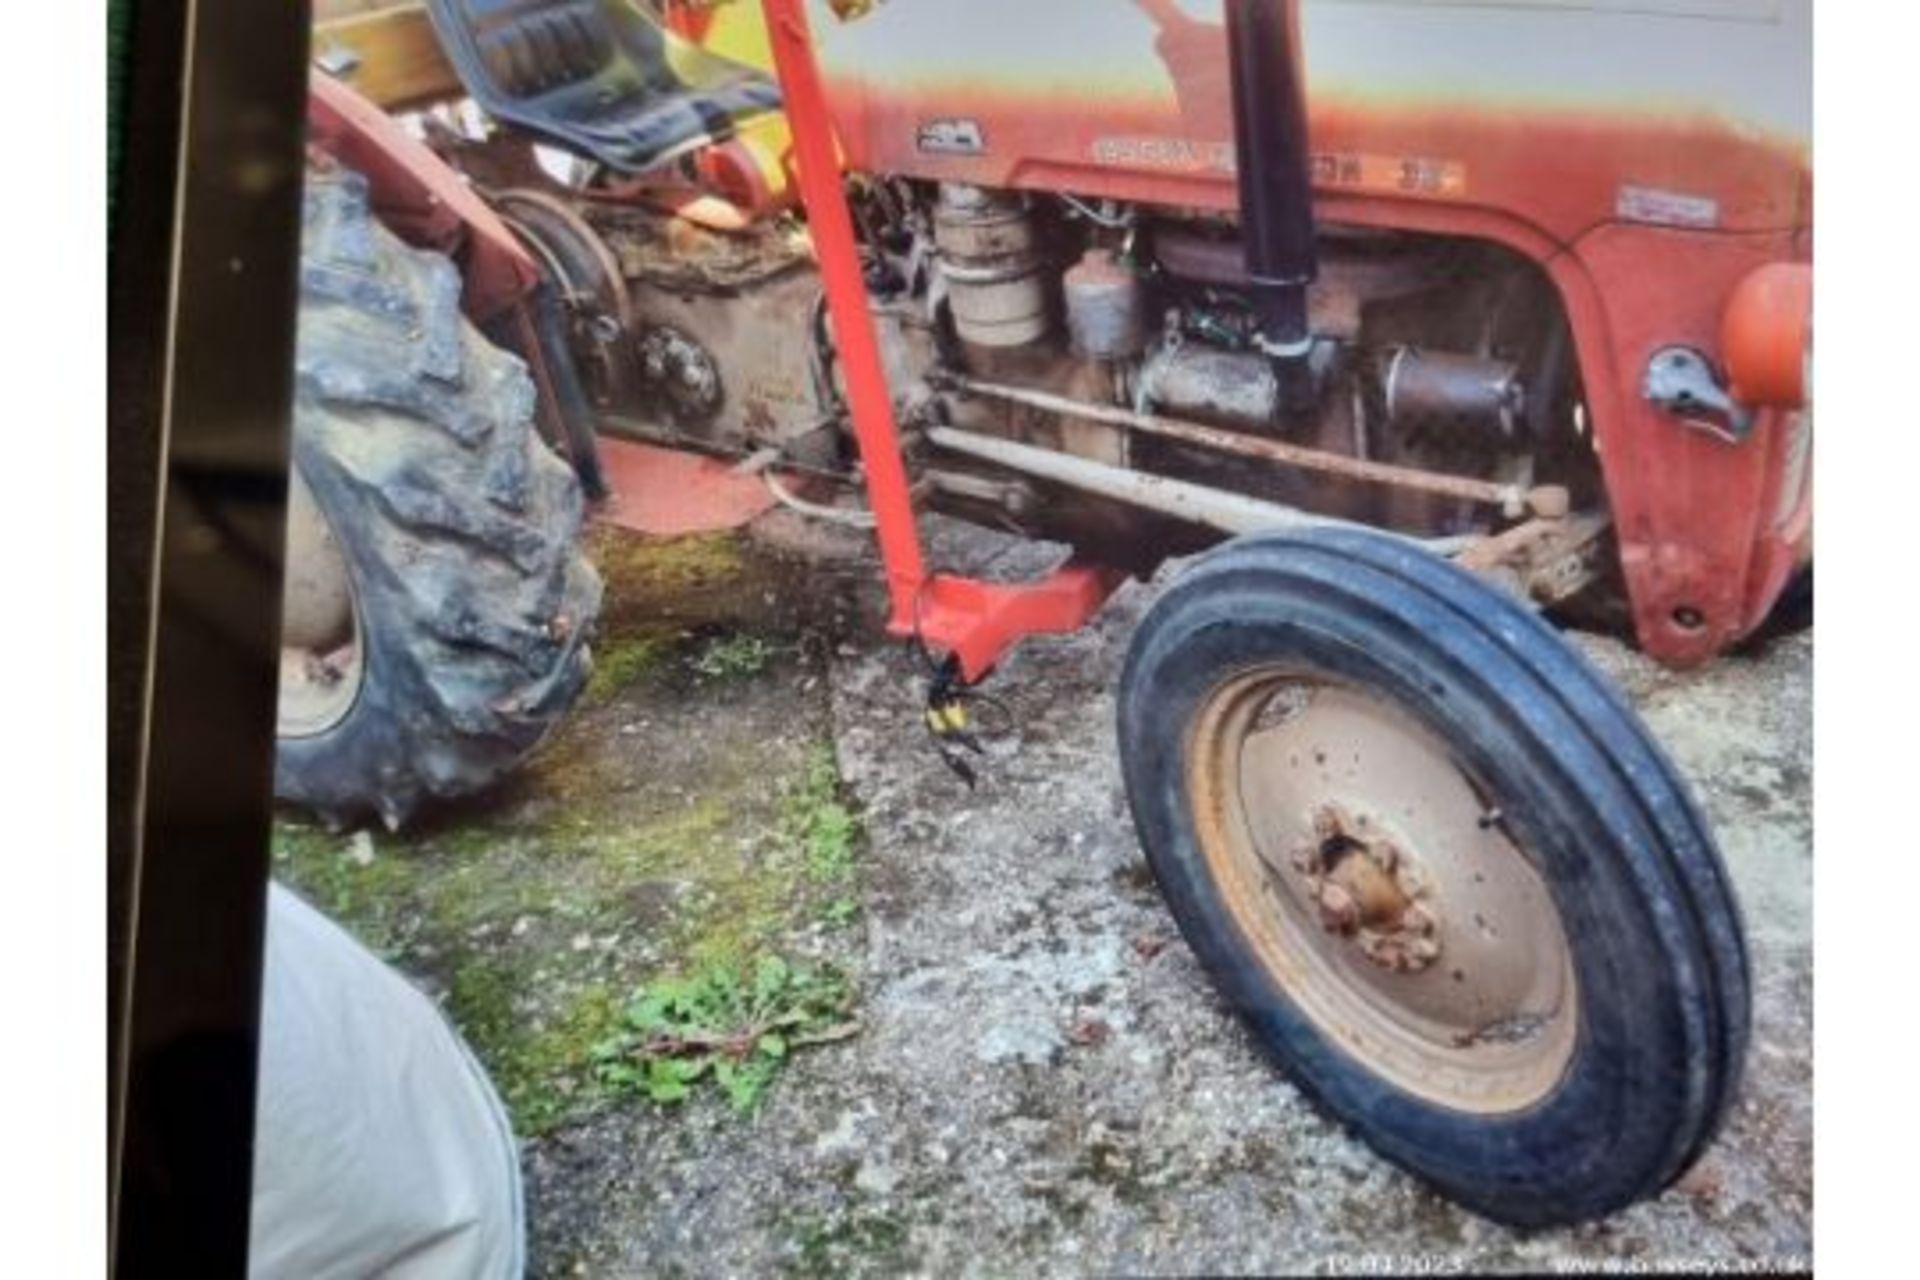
[{"left": 1723, "top": 261, "right": 1812, "bottom": 410}]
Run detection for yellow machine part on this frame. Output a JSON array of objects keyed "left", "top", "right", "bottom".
[
  {"left": 668, "top": 0, "right": 777, "bottom": 71},
  {"left": 310, "top": 2, "right": 785, "bottom": 113},
  {"left": 654, "top": 3, "right": 791, "bottom": 209},
  {"left": 312, "top": 2, "right": 463, "bottom": 110},
  {"left": 310, "top": 2, "right": 797, "bottom": 206}
]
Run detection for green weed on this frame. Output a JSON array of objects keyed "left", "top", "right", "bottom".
[
  {"left": 591, "top": 957, "right": 855, "bottom": 1113},
  {"left": 689, "top": 632, "right": 778, "bottom": 680},
  {"left": 786, "top": 748, "right": 859, "bottom": 886}
]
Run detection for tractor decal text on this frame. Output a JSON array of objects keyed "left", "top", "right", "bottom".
[
  {"left": 1090, "top": 135, "right": 1466, "bottom": 197},
  {"left": 917, "top": 118, "right": 987, "bottom": 156},
  {"left": 1616, "top": 184, "right": 1721, "bottom": 229}
]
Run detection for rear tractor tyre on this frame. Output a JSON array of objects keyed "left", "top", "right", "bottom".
[
  {"left": 276, "top": 169, "right": 603, "bottom": 830},
  {"left": 1117, "top": 526, "right": 1748, "bottom": 1227}
]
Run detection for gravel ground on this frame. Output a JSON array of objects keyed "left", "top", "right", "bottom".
[{"left": 522, "top": 518, "right": 1812, "bottom": 1277}]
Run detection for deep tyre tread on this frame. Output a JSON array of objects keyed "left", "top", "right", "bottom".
[
  {"left": 276, "top": 169, "right": 604, "bottom": 830},
  {"left": 1118, "top": 527, "right": 1748, "bottom": 1227}
]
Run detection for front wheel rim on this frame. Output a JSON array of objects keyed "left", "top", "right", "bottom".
[{"left": 1185, "top": 668, "right": 1579, "bottom": 1114}]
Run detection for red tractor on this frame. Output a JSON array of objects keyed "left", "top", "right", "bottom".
[{"left": 285, "top": 0, "right": 1809, "bottom": 1227}]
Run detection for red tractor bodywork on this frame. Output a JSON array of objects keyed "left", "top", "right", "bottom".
[
  {"left": 794, "top": 0, "right": 1812, "bottom": 664},
  {"left": 307, "top": 63, "right": 1115, "bottom": 681},
  {"left": 308, "top": 72, "right": 540, "bottom": 324},
  {"left": 763, "top": 0, "right": 1130, "bottom": 675},
  {"left": 310, "top": 0, "right": 1811, "bottom": 672}
]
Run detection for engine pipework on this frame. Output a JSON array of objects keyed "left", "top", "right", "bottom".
[{"left": 1225, "top": 0, "right": 1319, "bottom": 400}]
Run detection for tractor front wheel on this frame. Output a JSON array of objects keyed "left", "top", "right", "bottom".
[{"left": 1117, "top": 527, "right": 1748, "bottom": 1226}]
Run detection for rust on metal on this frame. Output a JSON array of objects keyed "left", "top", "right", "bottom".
[
  {"left": 942, "top": 373, "right": 1565, "bottom": 516},
  {"left": 1299, "top": 803, "right": 1441, "bottom": 974},
  {"left": 492, "top": 187, "right": 635, "bottom": 326},
  {"left": 1184, "top": 669, "right": 1579, "bottom": 1113},
  {"left": 1456, "top": 512, "right": 1610, "bottom": 605}
]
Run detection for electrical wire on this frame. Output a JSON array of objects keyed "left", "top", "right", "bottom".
[
  {"left": 762, "top": 468, "right": 875, "bottom": 529},
  {"left": 1059, "top": 192, "right": 1133, "bottom": 229}
]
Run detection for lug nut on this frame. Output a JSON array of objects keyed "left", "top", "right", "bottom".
[{"left": 1317, "top": 882, "right": 1359, "bottom": 932}]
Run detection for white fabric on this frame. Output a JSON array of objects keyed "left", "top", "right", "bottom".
[{"left": 249, "top": 884, "right": 525, "bottom": 1279}]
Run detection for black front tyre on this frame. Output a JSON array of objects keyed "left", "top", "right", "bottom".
[
  {"left": 275, "top": 169, "right": 603, "bottom": 830},
  {"left": 1117, "top": 527, "right": 1748, "bottom": 1226}
]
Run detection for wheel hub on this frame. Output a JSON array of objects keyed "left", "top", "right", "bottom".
[
  {"left": 1296, "top": 803, "right": 1441, "bottom": 973},
  {"left": 1185, "top": 669, "right": 1580, "bottom": 1114}
]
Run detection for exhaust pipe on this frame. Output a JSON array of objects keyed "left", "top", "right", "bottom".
[{"left": 1225, "top": 0, "right": 1319, "bottom": 396}]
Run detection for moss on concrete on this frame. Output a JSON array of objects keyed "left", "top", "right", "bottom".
[
  {"left": 275, "top": 809, "right": 811, "bottom": 1132},
  {"left": 271, "top": 521, "right": 874, "bottom": 1137},
  {"left": 273, "top": 772, "right": 807, "bottom": 1135},
  {"left": 445, "top": 961, "right": 622, "bottom": 1138},
  {"left": 782, "top": 1205, "right": 912, "bottom": 1277},
  {"left": 270, "top": 533, "right": 866, "bottom": 1136},
  {"left": 586, "top": 527, "right": 746, "bottom": 633},
  {"left": 583, "top": 626, "right": 678, "bottom": 706},
  {"left": 590, "top": 527, "right": 743, "bottom": 592},
  {"left": 269, "top": 822, "right": 417, "bottom": 959}
]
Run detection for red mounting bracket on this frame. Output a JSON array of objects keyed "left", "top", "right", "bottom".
[{"left": 760, "top": 0, "right": 1120, "bottom": 683}]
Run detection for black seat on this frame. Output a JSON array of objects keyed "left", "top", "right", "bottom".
[{"left": 427, "top": 0, "right": 782, "bottom": 173}]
